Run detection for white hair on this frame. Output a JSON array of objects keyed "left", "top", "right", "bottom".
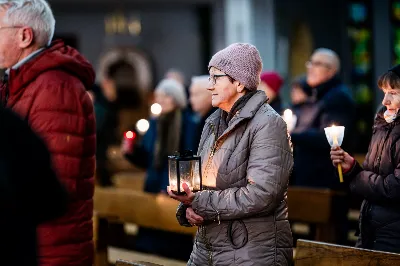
[
  {"left": 156, "top": 78, "right": 187, "bottom": 109},
  {"left": 0, "top": 0, "right": 55, "bottom": 47},
  {"left": 190, "top": 75, "right": 209, "bottom": 88},
  {"left": 313, "top": 48, "right": 341, "bottom": 72},
  {"left": 165, "top": 68, "right": 185, "bottom": 85}
]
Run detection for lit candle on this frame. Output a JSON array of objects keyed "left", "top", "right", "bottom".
[
  {"left": 324, "top": 124, "right": 345, "bottom": 183},
  {"left": 169, "top": 178, "right": 178, "bottom": 192},
  {"left": 282, "top": 109, "right": 297, "bottom": 133},
  {"left": 283, "top": 109, "right": 293, "bottom": 122},
  {"left": 136, "top": 119, "right": 150, "bottom": 135},
  {"left": 331, "top": 125, "right": 339, "bottom": 146},
  {"left": 150, "top": 103, "right": 162, "bottom": 117},
  {"left": 122, "top": 130, "right": 136, "bottom": 153}
]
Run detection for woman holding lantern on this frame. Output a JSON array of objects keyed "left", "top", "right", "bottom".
[
  {"left": 331, "top": 65, "right": 400, "bottom": 253},
  {"left": 168, "top": 43, "right": 294, "bottom": 265}
]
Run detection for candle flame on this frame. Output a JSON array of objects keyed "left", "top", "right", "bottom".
[
  {"left": 283, "top": 109, "right": 293, "bottom": 118},
  {"left": 136, "top": 119, "right": 150, "bottom": 134},
  {"left": 125, "top": 131, "right": 135, "bottom": 139},
  {"left": 151, "top": 103, "right": 162, "bottom": 116}
]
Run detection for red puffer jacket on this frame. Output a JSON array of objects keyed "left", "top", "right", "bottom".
[{"left": 6, "top": 40, "right": 96, "bottom": 266}]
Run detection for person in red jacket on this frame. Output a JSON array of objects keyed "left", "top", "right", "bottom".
[{"left": 0, "top": 1, "right": 96, "bottom": 265}]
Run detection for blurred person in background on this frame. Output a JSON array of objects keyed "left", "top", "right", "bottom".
[
  {"left": 289, "top": 48, "right": 355, "bottom": 245},
  {"left": 165, "top": 68, "right": 186, "bottom": 86},
  {"left": 290, "top": 75, "right": 311, "bottom": 106},
  {"left": 170, "top": 43, "right": 293, "bottom": 266},
  {"left": 189, "top": 75, "right": 216, "bottom": 148},
  {"left": 288, "top": 75, "right": 313, "bottom": 133},
  {"left": 165, "top": 68, "right": 191, "bottom": 103},
  {"left": 290, "top": 48, "right": 355, "bottom": 189},
  {"left": 92, "top": 58, "right": 140, "bottom": 186},
  {"left": 330, "top": 65, "right": 400, "bottom": 253},
  {"left": 0, "top": 106, "right": 67, "bottom": 266},
  {"left": 0, "top": 0, "right": 96, "bottom": 265},
  {"left": 258, "top": 71, "right": 284, "bottom": 114},
  {"left": 122, "top": 78, "right": 197, "bottom": 260}
]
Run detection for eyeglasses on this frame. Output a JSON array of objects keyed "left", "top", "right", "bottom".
[
  {"left": 305, "top": 60, "right": 331, "bottom": 69},
  {"left": 0, "top": 25, "right": 22, "bottom": 31},
  {"left": 208, "top": 74, "right": 229, "bottom": 85}
]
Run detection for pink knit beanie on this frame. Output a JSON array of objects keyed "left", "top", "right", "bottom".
[
  {"left": 260, "top": 71, "right": 283, "bottom": 94},
  {"left": 208, "top": 43, "right": 263, "bottom": 91}
]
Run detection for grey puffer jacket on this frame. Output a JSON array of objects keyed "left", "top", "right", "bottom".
[{"left": 177, "top": 91, "right": 294, "bottom": 265}]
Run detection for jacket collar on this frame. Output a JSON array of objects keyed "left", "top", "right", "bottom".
[
  {"left": 206, "top": 90, "right": 268, "bottom": 139},
  {"left": 311, "top": 75, "right": 342, "bottom": 102},
  {"left": 375, "top": 106, "right": 400, "bottom": 129}
]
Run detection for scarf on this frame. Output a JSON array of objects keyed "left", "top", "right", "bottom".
[
  {"left": 216, "top": 91, "right": 256, "bottom": 138},
  {"left": 384, "top": 109, "right": 398, "bottom": 124}
]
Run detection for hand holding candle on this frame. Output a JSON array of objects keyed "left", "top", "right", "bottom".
[{"left": 324, "top": 125, "right": 345, "bottom": 183}]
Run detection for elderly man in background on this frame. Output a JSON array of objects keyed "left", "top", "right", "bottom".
[
  {"left": 189, "top": 75, "right": 216, "bottom": 149},
  {"left": 0, "top": 1, "right": 96, "bottom": 265},
  {"left": 290, "top": 48, "right": 355, "bottom": 188},
  {"left": 290, "top": 48, "right": 356, "bottom": 245}
]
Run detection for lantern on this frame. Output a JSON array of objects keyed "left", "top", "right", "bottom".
[{"left": 168, "top": 150, "right": 202, "bottom": 195}]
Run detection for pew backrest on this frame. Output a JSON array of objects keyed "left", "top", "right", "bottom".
[{"left": 295, "top": 239, "right": 400, "bottom": 265}]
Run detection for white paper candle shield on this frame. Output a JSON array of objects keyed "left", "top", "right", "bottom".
[
  {"left": 282, "top": 109, "right": 297, "bottom": 133},
  {"left": 324, "top": 125, "right": 345, "bottom": 147}
]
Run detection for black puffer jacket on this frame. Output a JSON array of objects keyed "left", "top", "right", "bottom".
[{"left": 346, "top": 107, "right": 400, "bottom": 253}]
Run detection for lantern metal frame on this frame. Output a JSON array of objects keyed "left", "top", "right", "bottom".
[{"left": 168, "top": 150, "right": 202, "bottom": 195}]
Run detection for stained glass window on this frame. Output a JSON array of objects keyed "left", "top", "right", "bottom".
[
  {"left": 392, "top": 0, "right": 400, "bottom": 65},
  {"left": 347, "top": 0, "right": 373, "bottom": 152}
]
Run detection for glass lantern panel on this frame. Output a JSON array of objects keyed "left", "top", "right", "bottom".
[
  {"left": 192, "top": 160, "right": 201, "bottom": 191},
  {"left": 178, "top": 160, "right": 194, "bottom": 191},
  {"left": 168, "top": 159, "right": 178, "bottom": 192}
]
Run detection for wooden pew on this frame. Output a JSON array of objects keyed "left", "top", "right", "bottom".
[
  {"left": 116, "top": 259, "right": 162, "bottom": 266},
  {"left": 94, "top": 186, "right": 197, "bottom": 266},
  {"left": 110, "top": 180, "right": 345, "bottom": 243},
  {"left": 94, "top": 187, "right": 196, "bottom": 234},
  {"left": 287, "top": 187, "right": 346, "bottom": 243},
  {"left": 295, "top": 239, "right": 400, "bottom": 265},
  {"left": 112, "top": 171, "right": 146, "bottom": 191}
]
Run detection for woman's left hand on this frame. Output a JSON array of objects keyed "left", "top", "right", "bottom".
[
  {"left": 186, "top": 207, "right": 204, "bottom": 226},
  {"left": 167, "top": 183, "right": 195, "bottom": 205}
]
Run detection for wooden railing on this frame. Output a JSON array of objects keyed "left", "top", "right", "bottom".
[{"left": 295, "top": 239, "right": 400, "bottom": 265}]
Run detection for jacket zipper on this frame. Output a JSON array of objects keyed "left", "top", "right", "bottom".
[
  {"left": 375, "top": 127, "right": 393, "bottom": 172},
  {"left": 199, "top": 117, "right": 243, "bottom": 265},
  {"left": 200, "top": 124, "right": 223, "bottom": 266}
]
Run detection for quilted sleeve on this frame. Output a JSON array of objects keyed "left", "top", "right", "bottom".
[
  {"left": 28, "top": 76, "right": 96, "bottom": 200},
  {"left": 192, "top": 115, "right": 293, "bottom": 221}
]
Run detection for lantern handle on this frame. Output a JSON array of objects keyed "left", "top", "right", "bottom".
[{"left": 181, "top": 150, "right": 194, "bottom": 157}]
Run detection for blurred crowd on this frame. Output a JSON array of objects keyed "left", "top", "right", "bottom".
[{"left": 2, "top": 0, "right": 400, "bottom": 266}]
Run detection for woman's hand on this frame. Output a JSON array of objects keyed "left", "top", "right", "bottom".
[
  {"left": 167, "top": 183, "right": 195, "bottom": 205},
  {"left": 186, "top": 207, "right": 204, "bottom": 226},
  {"left": 330, "top": 146, "right": 355, "bottom": 173}
]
